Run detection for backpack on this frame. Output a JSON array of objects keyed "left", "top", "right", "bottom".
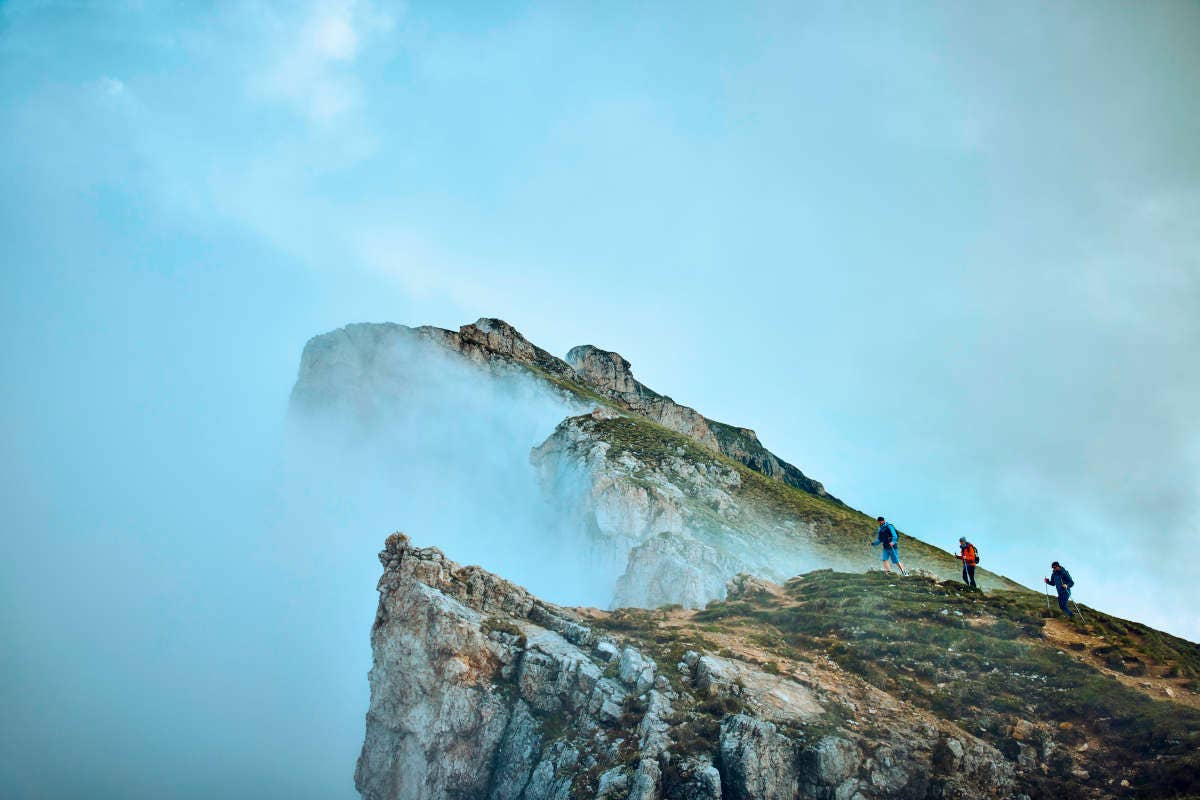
[
  {"left": 964, "top": 543, "right": 980, "bottom": 564},
  {"left": 879, "top": 524, "right": 895, "bottom": 547}
]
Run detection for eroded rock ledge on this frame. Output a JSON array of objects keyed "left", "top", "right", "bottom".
[{"left": 356, "top": 533, "right": 1017, "bottom": 800}]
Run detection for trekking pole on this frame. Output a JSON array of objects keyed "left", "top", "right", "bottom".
[
  {"left": 1072, "top": 599, "right": 1087, "bottom": 624},
  {"left": 1042, "top": 582, "right": 1050, "bottom": 610}
]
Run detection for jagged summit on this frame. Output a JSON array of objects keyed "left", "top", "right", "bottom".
[
  {"left": 566, "top": 344, "right": 667, "bottom": 403},
  {"left": 292, "top": 317, "right": 832, "bottom": 500}
]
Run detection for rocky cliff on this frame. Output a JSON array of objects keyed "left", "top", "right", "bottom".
[
  {"left": 291, "top": 317, "right": 1200, "bottom": 799},
  {"left": 531, "top": 409, "right": 1020, "bottom": 608},
  {"left": 356, "top": 534, "right": 1011, "bottom": 800},
  {"left": 357, "top": 534, "right": 1200, "bottom": 800},
  {"left": 291, "top": 318, "right": 831, "bottom": 499},
  {"left": 289, "top": 317, "right": 1023, "bottom": 611}
]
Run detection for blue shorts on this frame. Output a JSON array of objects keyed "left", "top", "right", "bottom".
[{"left": 880, "top": 546, "right": 899, "bottom": 564}]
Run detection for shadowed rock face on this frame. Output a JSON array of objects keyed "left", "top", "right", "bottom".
[
  {"left": 292, "top": 317, "right": 832, "bottom": 500},
  {"left": 356, "top": 534, "right": 1020, "bottom": 800}
]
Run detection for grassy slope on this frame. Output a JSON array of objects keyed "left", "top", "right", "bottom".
[
  {"left": 583, "top": 412, "right": 1025, "bottom": 591},
  {"left": 519, "top": 363, "right": 1200, "bottom": 795},
  {"left": 589, "top": 572, "right": 1200, "bottom": 799}
]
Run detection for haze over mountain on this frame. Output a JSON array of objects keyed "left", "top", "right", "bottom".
[
  {"left": 288, "top": 316, "right": 1025, "bottom": 610},
  {"left": 283, "top": 314, "right": 1199, "bottom": 799},
  {"left": 3, "top": 2, "right": 1199, "bottom": 799}
]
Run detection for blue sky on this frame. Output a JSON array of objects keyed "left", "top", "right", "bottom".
[{"left": 2, "top": 1, "right": 1198, "bottom": 798}]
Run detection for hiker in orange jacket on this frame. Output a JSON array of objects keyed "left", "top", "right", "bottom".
[{"left": 955, "top": 537, "right": 979, "bottom": 588}]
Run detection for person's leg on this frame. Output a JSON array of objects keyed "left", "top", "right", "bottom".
[
  {"left": 1058, "top": 590, "right": 1073, "bottom": 618},
  {"left": 967, "top": 564, "right": 977, "bottom": 588},
  {"left": 880, "top": 547, "right": 892, "bottom": 573},
  {"left": 962, "top": 563, "right": 970, "bottom": 585}
]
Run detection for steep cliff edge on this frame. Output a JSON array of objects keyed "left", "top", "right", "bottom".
[
  {"left": 288, "top": 316, "right": 1034, "bottom": 611},
  {"left": 532, "top": 410, "right": 1023, "bottom": 608},
  {"left": 357, "top": 534, "right": 1200, "bottom": 800},
  {"left": 358, "top": 534, "right": 1030, "bottom": 800}
]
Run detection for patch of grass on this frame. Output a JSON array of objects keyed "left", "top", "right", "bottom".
[
  {"left": 678, "top": 569, "right": 1200, "bottom": 793},
  {"left": 482, "top": 616, "right": 526, "bottom": 647},
  {"left": 580, "top": 413, "right": 1024, "bottom": 592}
]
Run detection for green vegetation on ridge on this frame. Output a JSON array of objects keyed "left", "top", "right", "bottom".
[
  {"left": 692, "top": 571, "right": 1200, "bottom": 798},
  {"left": 582, "top": 412, "right": 1024, "bottom": 591}
]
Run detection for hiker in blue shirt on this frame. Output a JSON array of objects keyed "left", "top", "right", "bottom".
[
  {"left": 871, "top": 516, "right": 908, "bottom": 576},
  {"left": 1044, "top": 561, "right": 1075, "bottom": 619}
]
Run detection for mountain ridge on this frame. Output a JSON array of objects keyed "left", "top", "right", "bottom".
[
  {"left": 285, "top": 316, "right": 1200, "bottom": 799},
  {"left": 290, "top": 316, "right": 1020, "bottom": 606},
  {"left": 292, "top": 317, "right": 834, "bottom": 501},
  {"left": 357, "top": 532, "right": 1200, "bottom": 800}
]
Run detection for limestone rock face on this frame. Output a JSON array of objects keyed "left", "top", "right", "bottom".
[
  {"left": 566, "top": 344, "right": 721, "bottom": 453},
  {"left": 292, "top": 317, "right": 833, "bottom": 500},
  {"left": 708, "top": 420, "right": 828, "bottom": 498},
  {"left": 356, "top": 534, "right": 1018, "bottom": 800},
  {"left": 615, "top": 532, "right": 741, "bottom": 610},
  {"left": 566, "top": 345, "right": 643, "bottom": 397},
  {"left": 532, "top": 413, "right": 843, "bottom": 608},
  {"left": 290, "top": 318, "right": 1020, "bottom": 613},
  {"left": 455, "top": 318, "right": 578, "bottom": 382},
  {"left": 356, "top": 533, "right": 697, "bottom": 800}
]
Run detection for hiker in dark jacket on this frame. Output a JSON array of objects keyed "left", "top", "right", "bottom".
[
  {"left": 871, "top": 516, "right": 908, "bottom": 576},
  {"left": 1044, "top": 562, "right": 1075, "bottom": 618},
  {"left": 955, "top": 537, "right": 979, "bottom": 588}
]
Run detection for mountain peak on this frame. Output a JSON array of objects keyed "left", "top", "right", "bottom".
[
  {"left": 293, "top": 316, "right": 832, "bottom": 501},
  {"left": 566, "top": 344, "right": 644, "bottom": 397}
]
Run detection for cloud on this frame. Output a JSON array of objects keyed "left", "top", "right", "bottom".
[
  {"left": 249, "top": 0, "right": 397, "bottom": 122},
  {"left": 95, "top": 76, "right": 126, "bottom": 96}
]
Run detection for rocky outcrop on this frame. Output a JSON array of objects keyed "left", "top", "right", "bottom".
[
  {"left": 708, "top": 420, "right": 828, "bottom": 498},
  {"left": 289, "top": 319, "right": 580, "bottom": 423},
  {"left": 532, "top": 411, "right": 853, "bottom": 608},
  {"left": 356, "top": 533, "right": 689, "bottom": 800},
  {"left": 566, "top": 345, "right": 722, "bottom": 453},
  {"left": 291, "top": 317, "right": 833, "bottom": 500},
  {"left": 615, "top": 532, "right": 743, "bottom": 610},
  {"left": 290, "top": 316, "right": 1022, "bottom": 615},
  {"left": 449, "top": 318, "right": 579, "bottom": 382},
  {"left": 531, "top": 410, "right": 1024, "bottom": 607},
  {"left": 356, "top": 533, "right": 1020, "bottom": 800}
]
